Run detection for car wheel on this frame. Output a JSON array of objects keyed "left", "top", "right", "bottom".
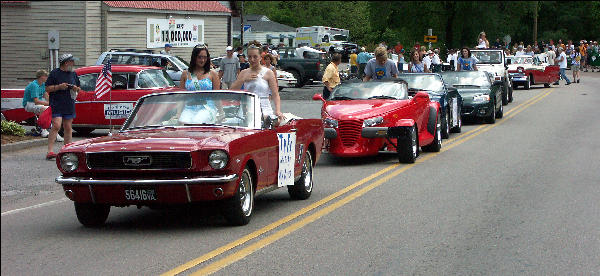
[
  {"left": 289, "top": 70, "right": 304, "bottom": 88},
  {"left": 524, "top": 77, "right": 531, "bottom": 90},
  {"left": 422, "top": 113, "right": 442, "bottom": 152},
  {"left": 223, "top": 167, "right": 254, "bottom": 226},
  {"left": 485, "top": 98, "right": 497, "bottom": 124},
  {"left": 397, "top": 125, "right": 418, "bottom": 163},
  {"left": 74, "top": 202, "right": 110, "bottom": 227},
  {"left": 441, "top": 110, "right": 450, "bottom": 139},
  {"left": 279, "top": 86, "right": 284, "bottom": 92},
  {"left": 544, "top": 83, "right": 551, "bottom": 88},
  {"left": 508, "top": 83, "right": 514, "bottom": 103},
  {"left": 288, "top": 150, "right": 313, "bottom": 200},
  {"left": 496, "top": 101, "right": 503, "bottom": 118},
  {"left": 73, "top": 127, "right": 95, "bottom": 136},
  {"left": 451, "top": 107, "right": 462, "bottom": 133},
  {"left": 502, "top": 83, "right": 509, "bottom": 106}
]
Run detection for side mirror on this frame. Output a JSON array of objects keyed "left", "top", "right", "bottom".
[
  {"left": 413, "top": 92, "right": 430, "bottom": 101},
  {"left": 313, "top": 93, "right": 326, "bottom": 103}
]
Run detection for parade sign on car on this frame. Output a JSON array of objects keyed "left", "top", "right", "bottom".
[
  {"left": 277, "top": 132, "right": 296, "bottom": 187},
  {"left": 147, "top": 18, "right": 204, "bottom": 48}
]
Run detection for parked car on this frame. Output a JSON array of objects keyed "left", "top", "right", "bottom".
[
  {"left": 313, "top": 80, "right": 442, "bottom": 163},
  {"left": 276, "top": 69, "right": 297, "bottom": 91},
  {"left": 470, "top": 49, "right": 513, "bottom": 104},
  {"left": 277, "top": 47, "right": 327, "bottom": 87},
  {"left": 397, "top": 73, "right": 463, "bottom": 138},
  {"left": 506, "top": 55, "right": 559, "bottom": 89},
  {"left": 1, "top": 65, "right": 180, "bottom": 135},
  {"left": 96, "top": 50, "right": 190, "bottom": 86},
  {"left": 55, "top": 90, "right": 325, "bottom": 226},
  {"left": 441, "top": 71, "right": 504, "bottom": 124}
]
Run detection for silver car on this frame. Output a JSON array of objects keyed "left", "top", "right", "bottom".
[{"left": 96, "top": 51, "right": 189, "bottom": 86}]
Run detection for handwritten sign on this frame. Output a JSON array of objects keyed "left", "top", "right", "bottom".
[
  {"left": 104, "top": 103, "right": 133, "bottom": 119},
  {"left": 452, "top": 97, "right": 458, "bottom": 126},
  {"left": 277, "top": 132, "right": 296, "bottom": 187}
]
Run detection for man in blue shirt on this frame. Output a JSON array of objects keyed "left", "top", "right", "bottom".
[
  {"left": 22, "top": 69, "right": 53, "bottom": 138},
  {"left": 356, "top": 47, "right": 373, "bottom": 79}
]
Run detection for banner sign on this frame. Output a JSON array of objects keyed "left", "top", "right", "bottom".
[
  {"left": 277, "top": 132, "right": 296, "bottom": 187},
  {"left": 147, "top": 18, "right": 204, "bottom": 48},
  {"left": 104, "top": 103, "right": 133, "bottom": 119}
]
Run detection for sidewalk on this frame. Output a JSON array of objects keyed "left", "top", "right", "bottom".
[{"left": 1, "top": 138, "right": 47, "bottom": 153}]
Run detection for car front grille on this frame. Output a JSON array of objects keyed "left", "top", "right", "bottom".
[
  {"left": 86, "top": 152, "right": 192, "bottom": 170},
  {"left": 338, "top": 120, "right": 363, "bottom": 147},
  {"left": 462, "top": 106, "right": 474, "bottom": 114}
]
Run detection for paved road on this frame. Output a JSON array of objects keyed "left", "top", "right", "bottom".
[{"left": 2, "top": 73, "right": 599, "bottom": 275}]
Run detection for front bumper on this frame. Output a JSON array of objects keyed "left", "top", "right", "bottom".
[
  {"left": 56, "top": 174, "right": 239, "bottom": 204},
  {"left": 325, "top": 126, "right": 410, "bottom": 157},
  {"left": 509, "top": 73, "right": 528, "bottom": 83},
  {"left": 461, "top": 102, "right": 494, "bottom": 118}
]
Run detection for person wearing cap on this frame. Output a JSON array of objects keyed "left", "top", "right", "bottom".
[
  {"left": 422, "top": 50, "right": 434, "bottom": 72},
  {"left": 45, "top": 53, "right": 81, "bottom": 159},
  {"left": 160, "top": 43, "right": 172, "bottom": 55},
  {"left": 219, "top": 46, "right": 240, "bottom": 89}
]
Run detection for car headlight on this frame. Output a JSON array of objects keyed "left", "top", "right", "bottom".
[
  {"left": 60, "top": 153, "right": 79, "bottom": 172},
  {"left": 472, "top": 94, "right": 490, "bottom": 103},
  {"left": 208, "top": 150, "right": 229, "bottom": 169},
  {"left": 363, "top": 116, "right": 384, "bottom": 127},
  {"left": 324, "top": 118, "right": 338, "bottom": 128},
  {"left": 517, "top": 67, "right": 524, "bottom": 73}
]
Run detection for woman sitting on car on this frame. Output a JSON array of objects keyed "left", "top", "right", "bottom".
[{"left": 408, "top": 49, "right": 430, "bottom": 73}]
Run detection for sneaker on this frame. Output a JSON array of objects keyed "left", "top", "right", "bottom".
[
  {"left": 46, "top": 152, "right": 57, "bottom": 160},
  {"left": 553, "top": 82, "right": 559, "bottom": 85},
  {"left": 566, "top": 82, "right": 571, "bottom": 85},
  {"left": 577, "top": 79, "right": 580, "bottom": 83},
  {"left": 41, "top": 129, "right": 49, "bottom": 138},
  {"left": 55, "top": 134, "right": 64, "bottom": 142}
]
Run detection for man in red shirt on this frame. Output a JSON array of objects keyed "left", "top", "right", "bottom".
[{"left": 394, "top": 42, "right": 403, "bottom": 54}]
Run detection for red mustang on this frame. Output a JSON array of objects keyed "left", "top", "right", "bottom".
[
  {"left": 313, "top": 79, "right": 442, "bottom": 163},
  {"left": 1, "top": 65, "right": 180, "bottom": 135},
  {"left": 55, "top": 91, "right": 324, "bottom": 226},
  {"left": 506, "top": 55, "right": 559, "bottom": 89}
]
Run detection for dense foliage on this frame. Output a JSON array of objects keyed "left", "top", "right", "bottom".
[
  {"left": 242, "top": 1, "right": 600, "bottom": 51},
  {"left": 1, "top": 120, "right": 26, "bottom": 137}
]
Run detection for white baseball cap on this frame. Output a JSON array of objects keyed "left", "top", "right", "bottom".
[{"left": 226, "top": 46, "right": 233, "bottom": 51}]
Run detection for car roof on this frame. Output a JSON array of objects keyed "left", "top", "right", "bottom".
[
  {"left": 75, "top": 65, "right": 163, "bottom": 74},
  {"left": 101, "top": 51, "right": 173, "bottom": 58}
]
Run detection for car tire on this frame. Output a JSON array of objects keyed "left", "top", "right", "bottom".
[
  {"left": 525, "top": 77, "right": 531, "bottom": 90},
  {"left": 288, "top": 151, "right": 313, "bottom": 200},
  {"left": 74, "top": 202, "right": 110, "bottom": 227},
  {"left": 279, "top": 86, "right": 284, "bottom": 92},
  {"left": 289, "top": 70, "right": 304, "bottom": 88},
  {"left": 451, "top": 107, "right": 462, "bottom": 133},
  {"left": 73, "top": 127, "right": 95, "bottom": 136},
  {"left": 502, "top": 82, "right": 509, "bottom": 106},
  {"left": 544, "top": 83, "right": 551, "bottom": 88},
  {"left": 496, "top": 101, "right": 503, "bottom": 118},
  {"left": 508, "top": 83, "right": 514, "bottom": 103},
  {"left": 397, "top": 125, "right": 418, "bottom": 163},
  {"left": 485, "top": 98, "right": 497, "bottom": 124},
  {"left": 223, "top": 167, "right": 254, "bottom": 226},
  {"left": 422, "top": 113, "right": 442, "bottom": 152},
  {"left": 441, "top": 110, "right": 450, "bottom": 139}
]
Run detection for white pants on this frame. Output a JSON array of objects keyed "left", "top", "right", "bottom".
[{"left": 25, "top": 102, "right": 47, "bottom": 115}]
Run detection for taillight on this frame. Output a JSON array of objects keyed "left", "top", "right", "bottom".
[{"left": 316, "top": 61, "right": 320, "bottom": 70}]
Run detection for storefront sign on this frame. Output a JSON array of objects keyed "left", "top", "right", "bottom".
[{"left": 147, "top": 18, "right": 204, "bottom": 48}]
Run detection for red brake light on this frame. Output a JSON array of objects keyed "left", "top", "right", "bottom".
[{"left": 316, "top": 61, "right": 320, "bottom": 70}]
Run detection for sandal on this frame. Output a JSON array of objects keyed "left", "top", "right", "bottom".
[{"left": 46, "top": 152, "right": 57, "bottom": 160}]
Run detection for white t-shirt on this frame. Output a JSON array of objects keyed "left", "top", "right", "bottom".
[
  {"left": 423, "top": 55, "right": 432, "bottom": 68},
  {"left": 558, "top": 52, "right": 568, "bottom": 68},
  {"left": 515, "top": 50, "right": 526, "bottom": 56},
  {"left": 476, "top": 39, "right": 487, "bottom": 49},
  {"left": 432, "top": 54, "right": 442, "bottom": 65},
  {"left": 546, "top": 50, "right": 556, "bottom": 65},
  {"left": 447, "top": 53, "right": 458, "bottom": 70}
]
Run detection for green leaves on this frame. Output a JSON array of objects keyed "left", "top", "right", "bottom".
[{"left": 1, "top": 120, "right": 26, "bottom": 137}]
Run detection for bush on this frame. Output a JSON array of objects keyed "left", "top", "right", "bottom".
[{"left": 1, "top": 120, "right": 26, "bottom": 136}]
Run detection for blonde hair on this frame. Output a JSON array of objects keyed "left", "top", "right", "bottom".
[
  {"left": 36, "top": 69, "right": 48, "bottom": 79},
  {"left": 374, "top": 46, "right": 387, "bottom": 58},
  {"left": 479, "top": 31, "right": 486, "bottom": 38}
]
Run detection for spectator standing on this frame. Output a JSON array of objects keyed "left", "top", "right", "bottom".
[
  {"left": 349, "top": 49, "right": 358, "bottom": 75},
  {"left": 548, "top": 39, "right": 556, "bottom": 51},
  {"left": 476, "top": 31, "right": 489, "bottom": 48},
  {"left": 408, "top": 49, "right": 429, "bottom": 73},
  {"left": 581, "top": 41, "right": 588, "bottom": 72},
  {"left": 534, "top": 41, "right": 540, "bottom": 54},
  {"left": 512, "top": 43, "right": 519, "bottom": 55},
  {"left": 419, "top": 45, "right": 427, "bottom": 59},
  {"left": 554, "top": 47, "right": 571, "bottom": 85},
  {"left": 397, "top": 49, "right": 406, "bottom": 73},
  {"left": 219, "top": 46, "right": 241, "bottom": 89},
  {"left": 23, "top": 69, "right": 53, "bottom": 138},
  {"left": 558, "top": 39, "right": 565, "bottom": 51},
  {"left": 394, "top": 42, "right": 403, "bottom": 54},
  {"left": 356, "top": 47, "right": 371, "bottom": 79},
  {"left": 260, "top": 45, "right": 269, "bottom": 65},
  {"left": 45, "top": 53, "right": 81, "bottom": 159},
  {"left": 422, "top": 50, "right": 433, "bottom": 72},
  {"left": 263, "top": 53, "right": 278, "bottom": 80},
  {"left": 322, "top": 53, "right": 342, "bottom": 99},
  {"left": 432, "top": 48, "right": 442, "bottom": 72},
  {"left": 363, "top": 46, "right": 399, "bottom": 81},
  {"left": 494, "top": 38, "right": 503, "bottom": 49},
  {"left": 238, "top": 54, "right": 250, "bottom": 70},
  {"left": 525, "top": 45, "right": 535, "bottom": 56},
  {"left": 160, "top": 43, "right": 172, "bottom": 55},
  {"left": 571, "top": 46, "right": 581, "bottom": 83},
  {"left": 515, "top": 45, "right": 526, "bottom": 56},
  {"left": 447, "top": 49, "right": 458, "bottom": 71},
  {"left": 457, "top": 48, "right": 478, "bottom": 71},
  {"left": 566, "top": 40, "right": 574, "bottom": 55},
  {"left": 232, "top": 46, "right": 243, "bottom": 59},
  {"left": 546, "top": 46, "right": 556, "bottom": 65}
]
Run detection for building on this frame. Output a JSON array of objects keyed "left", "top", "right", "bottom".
[
  {"left": 232, "top": 14, "right": 296, "bottom": 47},
  {"left": 1, "top": 1, "right": 234, "bottom": 88}
]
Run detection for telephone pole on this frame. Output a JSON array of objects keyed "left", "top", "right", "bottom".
[
  {"left": 533, "top": 1, "right": 538, "bottom": 43},
  {"left": 240, "top": 1, "right": 244, "bottom": 46}
]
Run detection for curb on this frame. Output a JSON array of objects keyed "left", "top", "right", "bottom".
[{"left": 1, "top": 138, "right": 47, "bottom": 153}]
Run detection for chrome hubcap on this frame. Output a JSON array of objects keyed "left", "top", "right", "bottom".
[
  {"left": 239, "top": 171, "right": 252, "bottom": 216},
  {"left": 411, "top": 127, "right": 417, "bottom": 157},
  {"left": 302, "top": 152, "right": 313, "bottom": 193}
]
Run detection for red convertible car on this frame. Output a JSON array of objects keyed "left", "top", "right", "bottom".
[
  {"left": 313, "top": 80, "right": 442, "bottom": 163},
  {"left": 55, "top": 91, "right": 324, "bottom": 226},
  {"left": 506, "top": 55, "right": 559, "bottom": 89},
  {"left": 1, "top": 65, "right": 179, "bottom": 135}
]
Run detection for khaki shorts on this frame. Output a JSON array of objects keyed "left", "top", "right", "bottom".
[
  {"left": 571, "top": 65, "right": 580, "bottom": 72},
  {"left": 24, "top": 102, "right": 47, "bottom": 115}
]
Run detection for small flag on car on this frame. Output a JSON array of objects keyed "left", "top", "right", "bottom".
[{"left": 94, "top": 59, "right": 112, "bottom": 99}]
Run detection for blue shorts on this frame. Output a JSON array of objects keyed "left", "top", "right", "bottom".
[{"left": 52, "top": 113, "right": 76, "bottom": 119}]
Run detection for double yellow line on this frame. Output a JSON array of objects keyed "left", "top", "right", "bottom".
[{"left": 162, "top": 88, "right": 554, "bottom": 276}]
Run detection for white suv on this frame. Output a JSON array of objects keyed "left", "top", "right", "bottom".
[{"left": 471, "top": 49, "right": 513, "bottom": 105}]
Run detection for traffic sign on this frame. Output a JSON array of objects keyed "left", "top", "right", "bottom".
[
  {"left": 243, "top": 25, "right": 251, "bottom": 33},
  {"left": 424, "top": 35, "right": 437, "bottom": 43}
]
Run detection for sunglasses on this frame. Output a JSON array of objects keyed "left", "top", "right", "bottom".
[{"left": 194, "top": 44, "right": 208, "bottom": 49}]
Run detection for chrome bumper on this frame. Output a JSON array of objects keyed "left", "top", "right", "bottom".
[{"left": 56, "top": 174, "right": 239, "bottom": 185}]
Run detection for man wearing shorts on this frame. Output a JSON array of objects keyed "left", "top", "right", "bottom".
[
  {"left": 23, "top": 69, "right": 54, "bottom": 139},
  {"left": 45, "top": 53, "right": 81, "bottom": 159}
]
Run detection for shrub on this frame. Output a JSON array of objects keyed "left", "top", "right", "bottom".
[{"left": 1, "top": 120, "right": 26, "bottom": 136}]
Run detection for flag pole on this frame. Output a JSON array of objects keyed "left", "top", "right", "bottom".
[{"left": 108, "top": 54, "right": 114, "bottom": 136}]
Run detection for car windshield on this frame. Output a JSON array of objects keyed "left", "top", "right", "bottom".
[
  {"left": 333, "top": 34, "right": 348, "bottom": 41},
  {"left": 441, "top": 71, "right": 491, "bottom": 87},
  {"left": 397, "top": 74, "right": 444, "bottom": 93},
  {"left": 472, "top": 51, "right": 503, "bottom": 64},
  {"left": 137, "top": 69, "right": 175, "bottom": 88},
  {"left": 511, "top": 56, "right": 533, "bottom": 64},
  {"left": 123, "top": 92, "right": 257, "bottom": 129},
  {"left": 172, "top": 56, "right": 189, "bottom": 70},
  {"left": 329, "top": 81, "right": 407, "bottom": 100}
]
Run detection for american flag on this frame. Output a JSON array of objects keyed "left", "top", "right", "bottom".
[{"left": 94, "top": 59, "right": 112, "bottom": 99}]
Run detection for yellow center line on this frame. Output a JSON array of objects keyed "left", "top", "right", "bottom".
[
  {"left": 163, "top": 88, "right": 553, "bottom": 276},
  {"left": 187, "top": 89, "right": 555, "bottom": 275}
]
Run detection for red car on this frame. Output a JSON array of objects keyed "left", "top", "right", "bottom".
[
  {"left": 55, "top": 91, "right": 324, "bottom": 226},
  {"left": 506, "top": 55, "right": 559, "bottom": 89},
  {"left": 313, "top": 80, "right": 442, "bottom": 163},
  {"left": 1, "top": 65, "right": 180, "bottom": 135}
]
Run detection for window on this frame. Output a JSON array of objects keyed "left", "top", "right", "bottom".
[
  {"left": 137, "top": 69, "right": 174, "bottom": 88},
  {"left": 79, "top": 74, "right": 99, "bottom": 92}
]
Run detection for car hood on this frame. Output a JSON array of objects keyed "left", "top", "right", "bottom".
[
  {"left": 324, "top": 99, "right": 409, "bottom": 120},
  {"left": 477, "top": 64, "right": 505, "bottom": 75},
  {"left": 63, "top": 128, "right": 256, "bottom": 153}
]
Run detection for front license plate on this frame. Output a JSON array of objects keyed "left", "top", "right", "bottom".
[{"left": 124, "top": 187, "right": 157, "bottom": 201}]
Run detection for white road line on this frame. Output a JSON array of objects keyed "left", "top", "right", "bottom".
[{"left": 1, "top": 198, "right": 69, "bottom": 217}]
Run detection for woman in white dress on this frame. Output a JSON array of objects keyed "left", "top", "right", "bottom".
[{"left": 477, "top": 32, "right": 489, "bottom": 49}]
